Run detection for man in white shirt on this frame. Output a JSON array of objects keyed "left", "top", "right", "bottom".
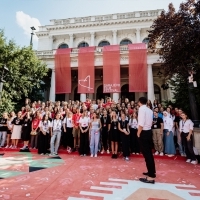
[{"left": 137, "top": 97, "right": 156, "bottom": 184}]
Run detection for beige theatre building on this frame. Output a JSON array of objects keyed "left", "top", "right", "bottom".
[{"left": 35, "top": 9, "right": 173, "bottom": 103}]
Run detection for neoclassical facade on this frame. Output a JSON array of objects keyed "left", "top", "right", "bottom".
[{"left": 36, "top": 9, "right": 173, "bottom": 103}]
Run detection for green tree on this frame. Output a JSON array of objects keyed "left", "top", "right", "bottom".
[
  {"left": 0, "top": 29, "right": 48, "bottom": 115},
  {"left": 148, "top": 0, "right": 200, "bottom": 120}
]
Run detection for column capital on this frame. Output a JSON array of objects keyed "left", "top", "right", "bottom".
[
  {"left": 90, "top": 32, "right": 95, "bottom": 36},
  {"left": 136, "top": 28, "right": 141, "bottom": 32},
  {"left": 112, "top": 30, "right": 117, "bottom": 34},
  {"left": 51, "top": 67, "right": 55, "bottom": 72},
  {"left": 69, "top": 34, "right": 73, "bottom": 38}
]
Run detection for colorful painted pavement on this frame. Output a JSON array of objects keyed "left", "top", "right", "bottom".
[{"left": 0, "top": 150, "right": 200, "bottom": 200}]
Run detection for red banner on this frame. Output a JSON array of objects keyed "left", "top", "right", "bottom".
[
  {"left": 103, "top": 45, "right": 120, "bottom": 93},
  {"left": 55, "top": 48, "right": 71, "bottom": 94},
  {"left": 128, "top": 43, "right": 147, "bottom": 92},
  {"left": 78, "top": 47, "right": 95, "bottom": 93}
]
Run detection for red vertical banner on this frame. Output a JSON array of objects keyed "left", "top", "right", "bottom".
[
  {"left": 78, "top": 47, "right": 95, "bottom": 93},
  {"left": 55, "top": 48, "right": 72, "bottom": 94},
  {"left": 103, "top": 45, "right": 120, "bottom": 93},
  {"left": 128, "top": 43, "right": 147, "bottom": 92}
]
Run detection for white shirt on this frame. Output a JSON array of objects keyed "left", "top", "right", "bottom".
[
  {"left": 138, "top": 105, "right": 153, "bottom": 130},
  {"left": 179, "top": 119, "right": 194, "bottom": 133},
  {"left": 129, "top": 118, "right": 138, "bottom": 129},
  {"left": 79, "top": 117, "right": 90, "bottom": 127},
  {"left": 163, "top": 116, "right": 173, "bottom": 132},
  {"left": 63, "top": 117, "right": 73, "bottom": 128},
  {"left": 52, "top": 119, "right": 62, "bottom": 131},
  {"left": 39, "top": 120, "right": 51, "bottom": 133}
]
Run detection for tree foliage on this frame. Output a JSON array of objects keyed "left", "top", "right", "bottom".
[
  {"left": 148, "top": 0, "right": 200, "bottom": 114},
  {"left": 0, "top": 29, "right": 48, "bottom": 115}
]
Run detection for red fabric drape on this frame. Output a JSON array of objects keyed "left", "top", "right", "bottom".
[
  {"left": 78, "top": 47, "right": 95, "bottom": 94},
  {"left": 128, "top": 43, "right": 147, "bottom": 92},
  {"left": 103, "top": 45, "right": 120, "bottom": 93},
  {"left": 55, "top": 48, "right": 72, "bottom": 94}
]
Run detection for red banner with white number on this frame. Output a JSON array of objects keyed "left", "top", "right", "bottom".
[
  {"left": 128, "top": 43, "right": 147, "bottom": 92},
  {"left": 78, "top": 47, "right": 95, "bottom": 94},
  {"left": 103, "top": 45, "right": 120, "bottom": 93},
  {"left": 55, "top": 48, "right": 71, "bottom": 94}
]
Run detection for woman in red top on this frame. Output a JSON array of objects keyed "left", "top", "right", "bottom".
[{"left": 30, "top": 111, "right": 41, "bottom": 149}]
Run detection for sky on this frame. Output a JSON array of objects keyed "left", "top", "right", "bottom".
[{"left": 0, "top": 0, "right": 185, "bottom": 49}]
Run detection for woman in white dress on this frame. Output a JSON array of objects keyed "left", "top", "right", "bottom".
[{"left": 11, "top": 111, "right": 24, "bottom": 148}]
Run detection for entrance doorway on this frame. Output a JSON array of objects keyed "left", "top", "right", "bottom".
[
  {"left": 121, "top": 84, "right": 135, "bottom": 102},
  {"left": 154, "top": 84, "right": 161, "bottom": 103},
  {"left": 55, "top": 94, "right": 65, "bottom": 101},
  {"left": 74, "top": 87, "right": 80, "bottom": 101},
  {"left": 96, "top": 85, "right": 110, "bottom": 100}
]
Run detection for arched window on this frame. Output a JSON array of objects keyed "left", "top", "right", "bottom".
[
  {"left": 98, "top": 40, "right": 110, "bottom": 47},
  {"left": 142, "top": 37, "right": 149, "bottom": 44},
  {"left": 58, "top": 43, "right": 69, "bottom": 49},
  {"left": 120, "top": 39, "right": 132, "bottom": 45},
  {"left": 78, "top": 42, "right": 89, "bottom": 48}
]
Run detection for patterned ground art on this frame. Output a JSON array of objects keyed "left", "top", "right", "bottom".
[{"left": 0, "top": 151, "right": 200, "bottom": 200}]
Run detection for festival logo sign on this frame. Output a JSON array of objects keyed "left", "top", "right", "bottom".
[{"left": 78, "top": 47, "right": 95, "bottom": 93}]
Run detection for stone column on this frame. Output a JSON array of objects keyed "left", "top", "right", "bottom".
[
  {"left": 113, "top": 93, "right": 119, "bottom": 103},
  {"left": 69, "top": 34, "right": 74, "bottom": 48},
  {"left": 147, "top": 64, "right": 155, "bottom": 103},
  {"left": 136, "top": 28, "right": 141, "bottom": 43},
  {"left": 49, "top": 35, "right": 53, "bottom": 50},
  {"left": 49, "top": 68, "right": 55, "bottom": 102},
  {"left": 80, "top": 94, "right": 86, "bottom": 102},
  {"left": 112, "top": 30, "right": 117, "bottom": 45},
  {"left": 90, "top": 32, "right": 95, "bottom": 46}
]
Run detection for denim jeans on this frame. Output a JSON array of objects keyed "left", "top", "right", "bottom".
[
  {"left": 50, "top": 130, "right": 61, "bottom": 154},
  {"left": 0, "top": 131, "right": 7, "bottom": 147},
  {"left": 90, "top": 129, "right": 100, "bottom": 155}
]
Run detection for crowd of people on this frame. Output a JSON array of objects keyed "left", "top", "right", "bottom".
[{"left": 0, "top": 97, "right": 198, "bottom": 164}]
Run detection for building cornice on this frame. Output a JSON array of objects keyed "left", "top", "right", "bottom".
[{"left": 36, "top": 9, "right": 163, "bottom": 36}]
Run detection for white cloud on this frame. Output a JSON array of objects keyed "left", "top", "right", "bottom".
[{"left": 16, "top": 11, "right": 41, "bottom": 42}]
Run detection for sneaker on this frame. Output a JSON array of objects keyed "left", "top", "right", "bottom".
[
  {"left": 54, "top": 153, "right": 58, "bottom": 156},
  {"left": 49, "top": 154, "right": 55, "bottom": 157},
  {"left": 132, "top": 152, "right": 135, "bottom": 155},
  {"left": 83, "top": 154, "right": 86, "bottom": 156},
  {"left": 125, "top": 157, "right": 130, "bottom": 161},
  {"left": 181, "top": 153, "right": 185, "bottom": 157},
  {"left": 186, "top": 159, "right": 191, "bottom": 163},
  {"left": 107, "top": 150, "right": 110, "bottom": 154},
  {"left": 101, "top": 150, "right": 104, "bottom": 154},
  {"left": 9, "top": 145, "right": 13, "bottom": 148},
  {"left": 191, "top": 160, "right": 198, "bottom": 165},
  {"left": 5, "top": 145, "right": 9, "bottom": 148},
  {"left": 154, "top": 151, "right": 159, "bottom": 155},
  {"left": 160, "top": 152, "right": 164, "bottom": 156},
  {"left": 80, "top": 154, "right": 83, "bottom": 157},
  {"left": 40, "top": 153, "right": 44, "bottom": 155},
  {"left": 20, "top": 146, "right": 26, "bottom": 150},
  {"left": 94, "top": 154, "right": 97, "bottom": 157},
  {"left": 90, "top": 154, "right": 93, "bottom": 157},
  {"left": 136, "top": 153, "right": 139, "bottom": 155}
]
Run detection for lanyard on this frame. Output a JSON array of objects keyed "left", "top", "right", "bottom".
[
  {"left": 103, "top": 116, "right": 107, "bottom": 124},
  {"left": 182, "top": 120, "right": 187, "bottom": 129},
  {"left": 122, "top": 120, "right": 126, "bottom": 128}
]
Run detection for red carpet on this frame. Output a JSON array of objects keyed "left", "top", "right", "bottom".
[{"left": 0, "top": 149, "right": 199, "bottom": 200}]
